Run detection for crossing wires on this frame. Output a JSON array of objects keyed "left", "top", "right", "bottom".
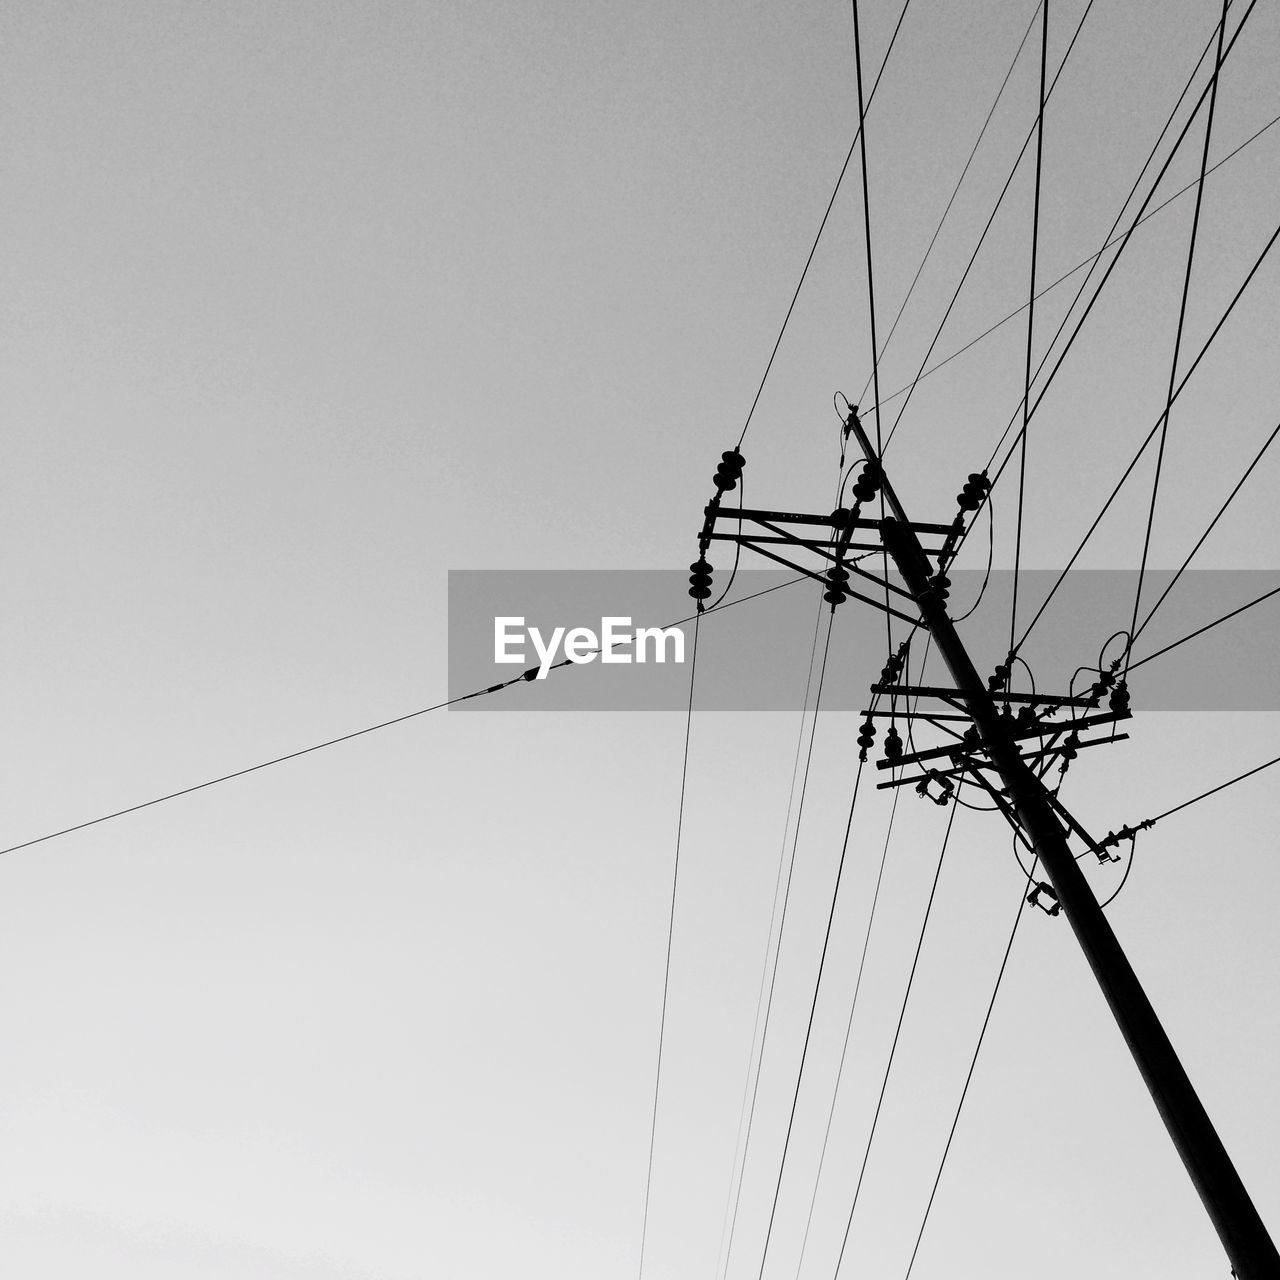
[
  {"left": 637, "top": 615, "right": 701, "bottom": 1280},
  {"left": 831, "top": 795, "right": 963, "bottom": 1278},
  {"left": 735, "top": 0, "right": 914, "bottom": 451},
  {"left": 1127, "top": 0, "right": 1230, "bottom": 674},
  {"left": 1010, "top": 0, "right": 1049, "bottom": 660}
]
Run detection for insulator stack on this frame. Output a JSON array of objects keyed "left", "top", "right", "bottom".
[
  {"left": 850, "top": 460, "right": 882, "bottom": 507},
  {"left": 713, "top": 449, "right": 745, "bottom": 493},
  {"left": 1088, "top": 670, "right": 1116, "bottom": 704},
  {"left": 930, "top": 571, "right": 951, "bottom": 603},
  {"left": 956, "top": 471, "right": 991, "bottom": 512},
  {"left": 879, "top": 646, "right": 907, "bottom": 687},
  {"left": 988, "top": 661, "right": 1011, "bottom": 693},
  {"left": 823, "top": 564, "right": 850, "bottom": 606},
  {"left": 1098, "top": 819, "right": 1154, "bottom": 851},
  {"left": 884, "top": 725, "right": 904, "bottom": 763},
  {"left": 697, "top": 447, "right": 747, "bottom": 557},
  {"left": 688, "top": 557, "right": 713, "bottom": 603},
  {"left": 857, "top": 718, "right": 877, "bottom": 761},
  {"left": 1109, "top": 681, "right": 1131, "bottom": 714}
]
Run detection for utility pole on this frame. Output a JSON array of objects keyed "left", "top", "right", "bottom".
[
  {"left": 847, "top": 412, "right": 1280, "bottom": 1280},
  {"left": 692, "top": 417, "right": 1280, "bottom": 1278}
]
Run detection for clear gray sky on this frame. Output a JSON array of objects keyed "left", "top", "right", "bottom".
[{"left": 2, "top": 1, "right": 1278, "bottom": 1277}]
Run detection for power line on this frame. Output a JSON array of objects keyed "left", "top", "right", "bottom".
[
  {"left": 1145, "top": 752, "right": 1280, "bottom": 827},
  {"left": 858, "top": 0, "right": 1043, "bottom": 410},
  {"left": 881, "top": 0, "right": 1098, "bottom": 453},
  {"left": 735, "top": 0, "right": 914, "bottom": 450},
  {"left": 978, "top": 0, "right": 1246, "bottom": 471},
  {"left": 901, "top": 867, "right": 1035, "bottom": 1280},
  {"left": 1091, "top": 751, "right": 1280, "bottom": 915},
  {"left": 716, "top": 597, "right": 828, "bottom": 1280},
  {"left": 1128, "top": 0, "right": 1229, "bottom": 671},
  {"left": 871, "top": 107, "right": 1279, "bottom": 416},
  {"left": 1127, "top": 583, "right": 1280, "bottom": 675},
  {"left": 0, "top": 685, "right": 498, "bottom": 861},
  {"left": 832, "top": 796, "right": 961, "bottom": 1279},
  {"left": 792, "top": 779, "right": 904, "bottom": 1280},
  {"left": 1008, "top": 212, "right": 1280, "bottom": 658},
  {"left": 932, "top": 0, "right": 1263, "bottom": 594},
  {"left": 1011, "top": 0, "right": 1050, "bottom": 658},
  {"left": 851, "top": 0, "right": 885, "bottom": 458},
  {"left": 980, "top": 0, "right": 1261, "bottom": 535},
  {"left": 637, "top": 616, "right": 701, "bottom": 1280},
  {"left": 0, "top": 576, "right": 809, "bottom": 863},
  {"left": 721, "top": 609, "right": 837, "bottom": 1279},
  {"left": 753, "top": 749, "right": 871, "bottom": 1280},
  {"left": 1131, "top": 417, "right": 1280, "bottom": 645}
]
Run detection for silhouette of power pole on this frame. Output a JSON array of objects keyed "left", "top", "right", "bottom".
[{"left": 692, "top": 408, "right": 1280, "bottom": 1280}]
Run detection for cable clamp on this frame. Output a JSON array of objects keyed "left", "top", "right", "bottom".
[
  {"left": 1027, "top": 881, "right": 1061, "bottom": 917},
  {"left": 915, "top": 769, "right": 954, "bottom": 806}
]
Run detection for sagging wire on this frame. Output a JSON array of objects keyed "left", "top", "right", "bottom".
[
  {"left": 637, "top": 614, "right": 701, "bottom": 1280},
  {"left": 949, "top": 0, "right": 1265, "bottom": 596},
  {"left": 716, "top": 603, "right": 836, "bottom": 1280},
  {"left": 752, "top": 684, "right": 885, "bottom": 1280},
  {"left": 872, "top": 105, "right": 1280, "bottom": 422},
  {"left": 734, "top": 0, "right": 915, "bottom": 452},
  {"left": 831, "top": 792, "right": 963, "bottom": 1278},
  {"left": 1127, "top": 585, "right": 1280, "bottom": 676},
  {"left": 792, "top": 781, "right": 905, "bottom": 1280},
  {"left": 1126, "top": 0, "right": 1230, "bottom": 680},
  {"left": 901, "top": 861, "right": 1038, "bottom": 1279}
]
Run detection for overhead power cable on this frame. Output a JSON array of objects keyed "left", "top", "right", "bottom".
[
  {"left": 848, "top": 0, "right": 897, "bottom": 657},
  {"left": 1128, "top": 0, "right": 1229, "bottom": 672},
  {"left": 793, "top": 780, "right": 904, "bottom": 1280},
  {"left": 978, "top": 0, "right": 1245, "bottom": 470},
  {"left": 1131, "top": 417, "right": 1280, "bottom": 645},
  {"left": 977, "top": 0, "right": 1261, "bottom": 539},
  {"left": 1091, "top": 752, "right": 1280, "bottom": 915},
  {"left": 720, "top": 609, "right": 837, "bottom": 1279},
  {"left": 851, "top": 0, "right": 885, "bottom": 458},
  {"left": 716, "top": 597, "right": 828, "bottom": 1280},
  {"left": 1127, "top": 583, "right": 1280, "bottom": 675},
  {"left": 871, "top": 107, "right": 1279, "bottom": 413},
  {"left": 1136, "top": 753, "right": 1280, "bottom": 829},
  {"left": 0, "top": 687, "right": 500, "bottom": 861},
  {"left": 735, "top": 0, "right": 913, "bottom": 450},
  {"left": 1007, "top": 213, "right": 1280, "bottom": 658},
  {"left": 858, "top": 0, "right": 1042, "bottom": 409},
  {"left": 1011, "top": 0, "right": 1050, "bottom": 657},
  {"left": 901, "top": 865, "right": 1036, "bottom": 1280},
  {"left": 637, "top": 616, "right": 701, "bottom": 1280},
  {"left": 0, "top": 576, "right": 809, "bottom": 862},
  {"left": 832, "top": 796, "right": 962, "bottom": 1279},
  {"left": 880, "top": 0, "right": 1098, "bottom": 453},
  {"left": 753, "top": 750, "right": 871, "bottom": 1280}
]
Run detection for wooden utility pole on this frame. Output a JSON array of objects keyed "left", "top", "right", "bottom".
[{"left": 844, "top": 414, "right": 1280, "bottom": 1280}]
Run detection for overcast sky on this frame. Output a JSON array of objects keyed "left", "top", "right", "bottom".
[{"left": 2, "top": 2, "right": 1279, "bottom": 1277}]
